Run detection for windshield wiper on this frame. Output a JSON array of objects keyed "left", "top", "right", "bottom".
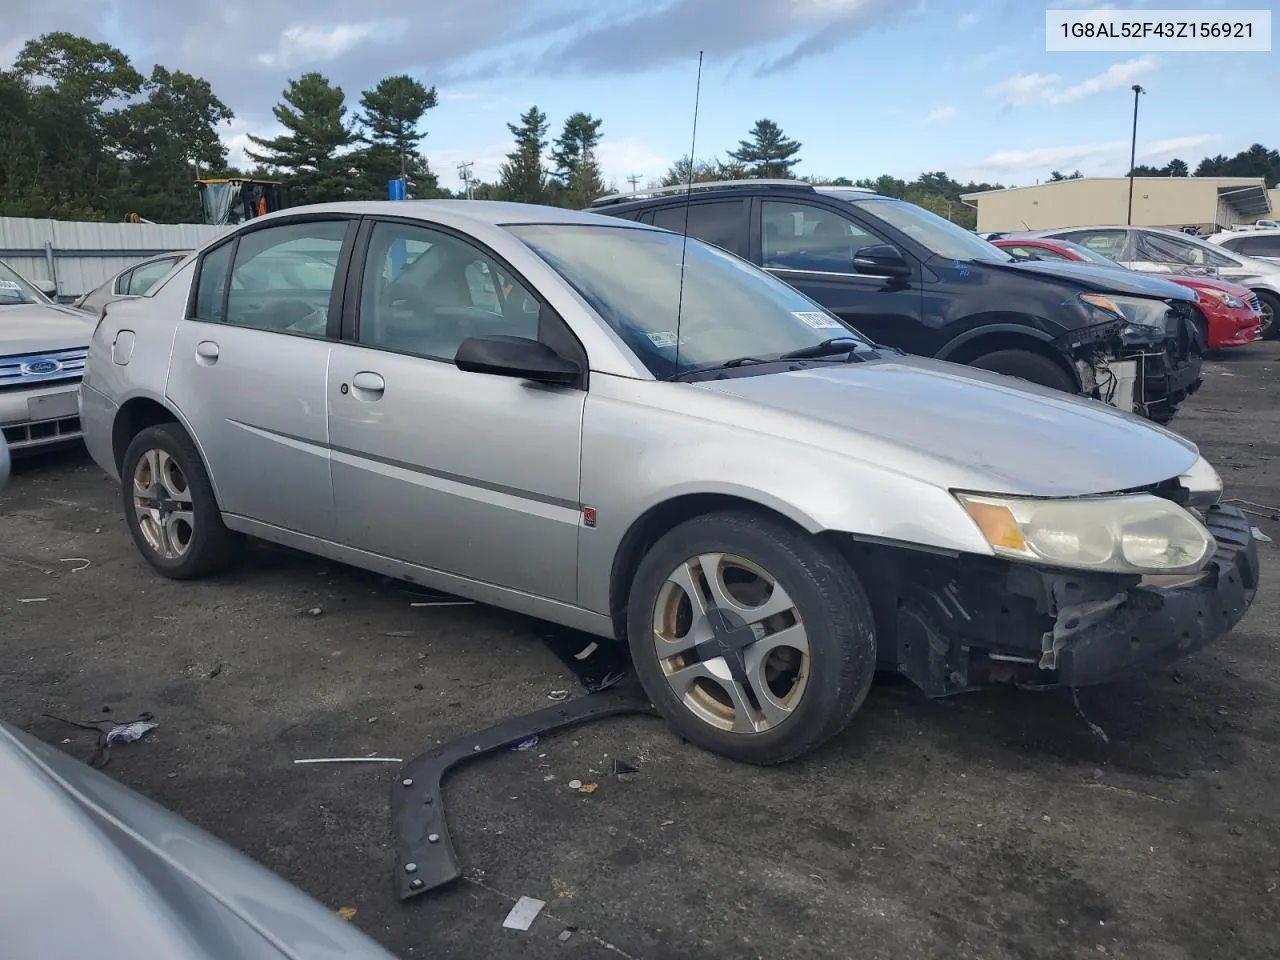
[{"left": 777, "top": 337, "right": 867, "bottom": 360}]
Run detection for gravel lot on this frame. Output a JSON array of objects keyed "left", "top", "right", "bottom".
[{"left": 3, "top": 343, "right": 1278, "bottom": 960}]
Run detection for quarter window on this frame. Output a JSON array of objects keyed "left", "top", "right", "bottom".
[
  {"left": 357, "top": 221, "right": 542, "bottom": 361},
  {"left": 125, "top": 257, "right": 180, "bottom": 296},
  {"left": 761, "top": 201, "right": 881, "bottom": 273},
  {"left": 649, "top": 201, "right": 746, "bottom": 256}
]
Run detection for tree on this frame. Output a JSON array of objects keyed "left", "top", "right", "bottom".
[
  {"left": 349, "top": 75, "right": 443, "bottom": 200},
  {"left": 1048, "top": 169, "right": 1082, "bottom": 181},
  {"left": 1166, "top": 158, "right": 1189, "bottom": 177},
  {"left": 727, "top": 119, "right": 802, "bottom": 178},
  {"left": 246, "top": 72, "right": 359, "bottom": 204},
  {"left": 659, "top": 155, "right": 747, "bottom": 187},
  {"left": 497, "top": 105, "right": 550, "bottom": 204},
  {"left": 1195, "top": 144, "right": 1280, "bottom": 187},
  {"left": 550, "top": 112, "right": 605, "bottom": 207}
]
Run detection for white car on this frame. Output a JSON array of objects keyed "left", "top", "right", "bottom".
[
  {"left": 1206, "top": 228, "right": 1280, "bottom": 268},
  {"left": 0, "top": 260, "right": 94, "bottom": 452}
]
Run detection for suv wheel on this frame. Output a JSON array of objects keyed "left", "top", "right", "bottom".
[
  {"left": 627, "top": 511, "right": 876, "bottom": 765},
  {"left": 968, "top": 349, "right": 1077, "bottom": 393},
  {"left": 121, "top": 424, "right": 242, "bottom": 579}
]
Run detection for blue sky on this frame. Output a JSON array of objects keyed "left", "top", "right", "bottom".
[{"left": 4, "top": 0, "right": 1275, "bottom": 192}]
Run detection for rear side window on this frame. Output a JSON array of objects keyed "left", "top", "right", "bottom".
[
  {"left": 126, "top": 257, "right": 179, "bottom": 295},
  {"left": 649, "top": 200, "right": 746, "bottom": 256},
  {"left": 1061, "top": 229, "right": 1127, "bottom": 260},
  {"left": 1225, "top": 234, "right": 1280, "bottom": 257},
  {"left": 224, "top": 221, "right": 347, "bottom": 336},
  {"left": 193, "top": 242, "right": 233, "bottom": 322}
]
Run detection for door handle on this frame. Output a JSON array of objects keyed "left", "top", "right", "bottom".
[
  {"left": 195, "top": 340, "right": 220, "bottom": 365},
  {"left": 350, "top": 371, "right": 385, "bottom": 400}
]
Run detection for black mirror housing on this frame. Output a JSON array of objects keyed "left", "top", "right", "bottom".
[
  {"left": 455, "top": 335, "right": 581, "bottom": 386},
  {"left": 853, "top": 243, "right": 911, "bottom": 277}
]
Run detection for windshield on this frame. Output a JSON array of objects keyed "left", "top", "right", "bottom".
[
  {"left": 507, "top": 223, "right": 872, "bottom": 378},
  {"left": 0, "top": 260, "right": 44, "bottom": 305},
  {"left": 850, "top": 198, "right": 1013, "bottom": 263}
]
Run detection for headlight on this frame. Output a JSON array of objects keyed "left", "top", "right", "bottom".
[
  {"left": 1198, "top": 288, "right": 1246, "bottom": 309},
  {"left": 1178, "top": 455, "right": 1223, "bottom": 507},
  {"left": 1079, "top": 292, "right": 1169, "bottom": 339},
  {"left": 956, "top": 492, "right": 1215, "bottom": 574}
]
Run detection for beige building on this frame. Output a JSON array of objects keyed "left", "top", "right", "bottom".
[{"left": 961, "top": 176, "right": 1273, "bottom": 234}]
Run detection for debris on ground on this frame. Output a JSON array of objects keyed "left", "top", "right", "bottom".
[
  {"left": 535, "top": 623, "right": 631, "bottom": 693},
  {"left": 43, "top": 711, "right": 158, "bottom": 768},
  {"left": 411, "top": 600, "right": 476, "bottom": 608},
  {"left": 17, "top": 598, "right": 48, "bottom": 603},
  {"left": 208, "top": 662, "right": 223, "bottom": 679},
  {"left": 1253, "top": 526, "right": 1273, "bottom": 543},
  {"left": 558, "top": 928, "right": 576, "bottom": 942},
  {"left": 57, "top": 557, "right": 91, "bottom": 572},
  {"left": 613, "top": 758, "right": 639, "bottom": 781},
  {"left": 294, "top": 756, "right": 403, "bottom": 764},
  {"left": 511, "top": 736, "right": 539, "bottom": 751},
  {"left": 568, "top": 779, "right": 583, "bottom": 790},
  {"left": 578, "top": 782, "right": 598, "bottom": 794},
  {"left": 336, "top": 906, "right": 357, "bottom": 921},
  {"left": 502, "top": 896, "right": 546, "bottom": 931},
  {"left": 547, "top": 690, "right": 570, "bottom": 701},
  {"left": 303, "top": 607, "right": 323, "bottom": 617}
]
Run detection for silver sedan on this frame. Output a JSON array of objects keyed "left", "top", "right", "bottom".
[{"left": 79, "top": 201, "right": 1259, "bottom": 764}]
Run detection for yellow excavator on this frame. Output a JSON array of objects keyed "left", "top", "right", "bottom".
[{"left": 194, "top": 178, "right": 290, "bottom": 226}]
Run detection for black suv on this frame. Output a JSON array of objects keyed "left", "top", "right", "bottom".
[{"left": 591, "top": 181, "right": 1204, "bottom": 423}]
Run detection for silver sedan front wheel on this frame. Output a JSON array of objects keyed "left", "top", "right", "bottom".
[
  {"left": 627, "top": 511, "right": 877, "bottom": 765},
  {"left": 653, "top": 552, "right": 810, "bottom": 734}
]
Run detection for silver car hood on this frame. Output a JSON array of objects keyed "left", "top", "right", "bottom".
[
  {"left": 0, "top": 723, "right": 397, "bottom": 960},
  {"left": 0, "top": 303, "right": 95, "bottom": 355},
  {"left": 696, "top": 355, "right": 1198, "bottom": 497}
]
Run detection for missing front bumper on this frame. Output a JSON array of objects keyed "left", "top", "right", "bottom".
[{"left": 866, "top": 505, "right": 1259, "bottom": 696}]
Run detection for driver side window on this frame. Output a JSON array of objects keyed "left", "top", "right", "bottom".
[
  {"left": 761, "top": 201, "right": 880, "bottom": 273},
  {"left": 358, "top": 221, "right": 541, "bottom": 361}
]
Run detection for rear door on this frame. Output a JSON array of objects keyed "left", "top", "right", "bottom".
[
  {"left": 166, "top": 216, "right": 355, "bottom": 540},
  {"left": 643, "top": 199, "right": 750, "bottom": 257},
  {"left": 752, "top": 198, "right": 925, "bottom": 351},
  {"left": 326, "top": 217, "right": 586, "bottom": 603}
]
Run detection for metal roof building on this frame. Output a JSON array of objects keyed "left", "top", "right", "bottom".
[{"left": 960, "top": 176, "right": 1273, "bottom": 235}]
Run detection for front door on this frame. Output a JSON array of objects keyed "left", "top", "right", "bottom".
[
  {"left": 327, "top": 218, "right": 586, "bottom": 603},
  {"left": 166, "top": 217, "right": 354, "bottom": 540},
  {"left": 756, "top": 199, "right": 925, "bottom": 352}
]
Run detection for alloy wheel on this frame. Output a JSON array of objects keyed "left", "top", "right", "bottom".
[
  {"left": 651, "top": 552, "right": 809, "bottom": 734},
  {"left": 132, "top": 448, "right": 195, "bottom": 560}
]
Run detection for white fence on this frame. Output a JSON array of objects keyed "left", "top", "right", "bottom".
[{"left": 0, "top": 217, "right": 233, "bottom": 299}]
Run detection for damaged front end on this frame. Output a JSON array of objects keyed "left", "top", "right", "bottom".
[
  {"left": 844, "top": 483, "right": 1258, "bottom": 698},
  {"left": 1059, "top": 294, "right": 1204, "bottom": 423}
]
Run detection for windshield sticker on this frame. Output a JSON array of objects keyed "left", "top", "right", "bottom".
[
  {"left": 0, "top": 280, "right": 22, "bottom": 290},
  {"left": 647, "top": 331, "right": 680, "bottom": 348},
  {"left": 793, "top": 311, "right": 844, "bottom": 329}
]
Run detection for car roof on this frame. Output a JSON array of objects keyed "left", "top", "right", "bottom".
[
  {"left": 1209, "top": 227, "right": 1280, "bottom": 240},
  {"left": 586, "top": 180, "right": 891, "bottom": 212},
  {"left": 247, "top": 199, "right": 655, "bottom": 230}
]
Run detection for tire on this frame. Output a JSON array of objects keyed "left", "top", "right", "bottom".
[
  {"left": 968, "top": 349, "right": 1078, "bottom": 394},
  {"left": 626, "top": 510, "right": 877, "bottom": 765},
  {"left": 1256, "top": 290, "right": 1279, "bottom": 341},
  {"left": 120, "top": 424, "right": 242, "bottom": 579}
]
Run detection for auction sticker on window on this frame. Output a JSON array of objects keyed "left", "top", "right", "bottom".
[
  {"left": 0, "top": 280, "right": 21, "bottom": 290},
  {"left": 794, "top": 311, "right": 845, "bottom": 329},
  {"left": 1046, "top": 9, "right": 1270, "bottom": 52},
  {"left": 647, "top": 331, "right": 680, "bottom": 348}
]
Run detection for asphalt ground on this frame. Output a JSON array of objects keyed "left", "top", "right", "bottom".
[{"left": 3, "top": 342, "right": 1279, "bottom": 960}]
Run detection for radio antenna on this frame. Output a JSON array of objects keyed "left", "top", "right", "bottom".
[{"left": 673, "top": 50, "right": 704, "bottom": 378}]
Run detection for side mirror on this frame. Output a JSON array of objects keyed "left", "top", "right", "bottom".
[
  {"left": 455, "top": 335, "right": 580, "bottom": 386},
  {"left": 36, "top": 279, "right": 58, "bottom": 297},
  {"left": 853, "top": 243, "right": 911, "bottom": 278}
]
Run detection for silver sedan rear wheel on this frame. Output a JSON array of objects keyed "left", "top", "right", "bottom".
[
  {"left": 653, "top": 552, "right": 810, "bottom": 734},
  {"left": 627, "top": 510, "right": 877, "bottom": 765},
  {"left": 132, "top": 448, "right": 195, "bottom": 560}
]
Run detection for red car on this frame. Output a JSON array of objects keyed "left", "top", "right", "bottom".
[{"left": 993, "top": 237, "right": 1264, "bottom": 349}]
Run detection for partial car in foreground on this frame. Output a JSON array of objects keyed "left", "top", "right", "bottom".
[
  {"left": 0, "top": 722, "right": 397, "bottom": 960},
  {"left": 1026, "top": 225, "right": 1280, "bottom": 340},
  {"left": 591, "top": 180, "right": 1205, "bottom": 424},
  {"left": 72, "top": 250, "right": 190, "bottom": 319},
  {"left": 81, "top": 201, "right": 1259, "bottom": 765},
  {"left": 1207, "top": 227, "right": 1280, "bottom": 268},
  {"left": 1, "top": 259, "right": 93, "bottom": 453},
  {"left": 992, "top": 236, "right": 1263, "bottom": 349}
]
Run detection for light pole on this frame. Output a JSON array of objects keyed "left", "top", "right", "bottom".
[{"left": 1127, "top": 83, "right": 1145, "bottom": 225}]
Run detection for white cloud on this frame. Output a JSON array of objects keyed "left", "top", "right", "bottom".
[
  {"left": 988, "top": 72, "right": 1061, "bottom": 107},
  {"left": 256, "top": 21, "right": 398, "bottom": 69},
  {"left": 1047, "top": 56, "right": 1156, "bottom": 104},
  {"left": 956, "top": 12, "right": 978, "bottom": 30},
  {"left": 956, "top": 134, "right": 1216, "bottom": 183},
  {"left": 926, "top": 105, "right": 957, "bottom": 123},
  {"left": 596, "top": 138, "right": 670, "bottom": 188},
  {"left": 438, "top": 90, "right": 483, "bottom": 102}
]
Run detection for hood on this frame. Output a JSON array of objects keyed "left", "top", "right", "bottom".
[
  {"left": 1169, "top": 275, "right": 1255, "bottom": 298},
  {"left": 0, "top": 723, "right": 397, "bottom": 960},
  {"left": 982, "top": 258, "right": 1197, "bottom": 301},
  {"left": 696, "top": 354, "right": 1198, "bottom": 498},
  {"left": 0, "top": 302, "right": 94, "bottom": 355}
]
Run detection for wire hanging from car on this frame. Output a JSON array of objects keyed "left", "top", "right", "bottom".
[{"left": 672, "top": 50, "right": 704, "bottom": 379}]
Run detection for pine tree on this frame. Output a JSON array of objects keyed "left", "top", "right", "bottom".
[
  {"left": 498, "top": 105, "right": 550, "bottom": 204},
  {"left": 350, "top": 75, "right": 443, "bottom": 199},
  {"left": 727, "top": 119, "right": 802, "bottom": 179},
  {"left": 246, "top": 73, "right": 358, "bottom": 204},
  {"left": 550, "top": 112, "right": 604, "bottom": 207}
]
